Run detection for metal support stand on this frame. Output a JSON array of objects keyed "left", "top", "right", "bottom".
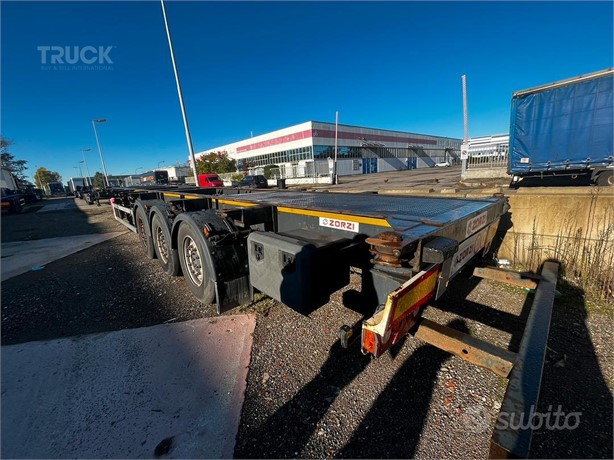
[
  {"left": 490, "top": 261, "right": 559, "bottom": 458},
  {"left": 409, "top": 261, "right": 560, "bottom": 459}
]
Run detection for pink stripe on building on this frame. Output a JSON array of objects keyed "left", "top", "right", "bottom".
[
  {"left": 236, "top": 129, "right": 312, "bottom": 153},
  {"left": 236, "top": 128, "right": 438, "bottom": 153}
]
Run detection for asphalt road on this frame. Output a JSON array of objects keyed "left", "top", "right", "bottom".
[
  {"left": 326, "top": 165, "right": 466, "bottom": 191},
  {"left": 306, "top": 165, "right": 510, "bottom": 193},
  {"left": 1, "top": 197, "right": 120, "bottom": 242},
  {"left": 1, "top": 192, "right": 612, "bottom": 459}
]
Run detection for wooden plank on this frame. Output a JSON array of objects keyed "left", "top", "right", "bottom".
[
  {"left": 473, "top": 266, "right": 539, "bottom": 290},
  {"left": 412, "top": 318, "right": 517, "bottom": 378}
]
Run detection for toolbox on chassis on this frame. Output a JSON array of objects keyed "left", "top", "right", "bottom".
[{"left": 110, "top": 187, "right": 508, "bottom": 357}]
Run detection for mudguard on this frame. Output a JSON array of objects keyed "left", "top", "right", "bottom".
[{"left": 171, "top": 210, "right": 251, "bottom": 313}]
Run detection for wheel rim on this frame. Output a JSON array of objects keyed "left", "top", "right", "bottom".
[
  {"left": 137, "top": 217, "right": 147, "bottom": 248},
  {"left": 155, "top": 225, "right": 169, "bottom": 263},
  {"left": 182, "top": 235, "right": 203, "bottom": 286}
]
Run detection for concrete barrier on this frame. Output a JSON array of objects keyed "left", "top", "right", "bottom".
[
  {"left": 494, "top": 187, "right": 613, "bottom": 298},
  {"left": 463, "top": 167, "right": 509, "bottom": 179}
]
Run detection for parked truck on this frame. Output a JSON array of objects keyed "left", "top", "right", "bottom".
[
  {"left": 508, "top": 68, "right": 613, "bottom": 186},
  {"left": 69, "top": 177, "right": 87, "bottom": 195},
  {"left": 44, "top": 181, "right": 66, "bottom": 196},
  {"left": 1, "top": 167, "right": 26, "bottom": 213}
]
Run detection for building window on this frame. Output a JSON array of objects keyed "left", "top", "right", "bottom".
[{"left": 239, "top": 146, "right": 314, "bottom": 168}]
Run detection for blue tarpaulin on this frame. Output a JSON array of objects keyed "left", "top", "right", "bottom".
[{"left": 509, "top": 71, "right": 613, "bottom": 174}]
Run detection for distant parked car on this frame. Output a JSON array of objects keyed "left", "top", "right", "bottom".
[
  {"left": 22, "top": 187, "right": 43, "bottom": 203},
  {"left": 1, "top": 188, "right": 26, "bottom": 214},
  {"left": 239, "top": 175, "right": 268, "bottom": 188},
  {"left": 198, "top": 173, "right": 224, "bottom": 188},
  {"left": 435, "top": 160, "right": 450, "bottom": 167}
]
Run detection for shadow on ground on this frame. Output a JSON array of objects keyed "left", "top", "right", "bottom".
[
  {"left": 1, "top": 196, "right": 251, "bottom": 459},
  {"left": 1, "top": 198, "right": 213, "bottom": 345},
  {"left": 1, "top": 198, "right": 118, "bottom": 242},
  {"left": 435, "top": 265, "right": 612, "bottom": 458},
  {"left": 234, "top": 319, "right": 467, "bottom": 459},
  {"left": 531, "top": 279, "right": 613, "bottom": 459}
]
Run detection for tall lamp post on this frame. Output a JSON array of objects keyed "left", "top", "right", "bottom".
[
  {"left": 461, "top": 75, "right": 469, "bottom": 180},
  {"left": 158, "top": 160, "right": 165, "bottom": 169},
  {"left": 92, "top": 118, "right": 110, "bottom": 187},
  {"left": 333, "top": 111, "right": 339, "bottom": 185},
  {"left": 82, "top": 148, "right": 92, "bottom": 187},
  {"left": 161, "top": 0, "right": 199, "bottom": 184}
]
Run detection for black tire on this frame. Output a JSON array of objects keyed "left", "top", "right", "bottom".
[
  {"left": 135, "top": 205, "right": 156, "bottom": 259},
  {"left": 597, "top": 171, "right": 613, "bottom": 186},
  {"left": 151, "top": 213, "right": 181, "bottom": 276},
  {"left": 177, "top": 223, "right": 216, "bottom": 304},
  {"left": 11, "top": 200, "right": 22, "bottom": 214}
]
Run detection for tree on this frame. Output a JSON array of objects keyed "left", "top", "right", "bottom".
[
  {"left": 34, "top": 167, "right": 61, "bottom": 189},
  {"left": 1, "top": 136, "right": 28, "bottom": 181},
  {"left": 93, "top": 172, "right": 105, "bottom": 189},
  {"left": 195, "top": 151, "right": 236, "bottom": 175}
]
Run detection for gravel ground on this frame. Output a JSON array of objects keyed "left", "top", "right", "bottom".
[{"left": 1, "top": 198, "right": 612, "bottom": 458}]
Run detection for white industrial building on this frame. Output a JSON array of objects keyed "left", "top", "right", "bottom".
[
  {"left": 463, "top": 134, "right": 510, "bottom": 179},
  {"left": 467, "top": 134, "right": 509, "bottom": 157},
  {"left": 196, "top": 121, "right": 462, "bottom": 178},
  {"left": 155, "top": 165, "right": 192, "bottom": 182}
]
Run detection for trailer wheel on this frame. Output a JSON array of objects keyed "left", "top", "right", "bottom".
[
  {"left": 597, "top": 171, "right": 613, "bottom": 186},
  {"left": 151, "top": 213, "right": 181, "bottom": 276},
  {"left": 177, "top": 223, "right": 215, "bottom": 304},
  {"left": 135, "top": 206, "right": 156, "bottom": 259}
]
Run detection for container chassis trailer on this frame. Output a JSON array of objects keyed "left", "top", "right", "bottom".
[{"left": 109, "top": 186, "right": 559, "bottom": 458}]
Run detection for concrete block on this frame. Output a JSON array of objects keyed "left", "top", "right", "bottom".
[
  {"left": 1, "top": 315, "right": 256, "bottom": 459},
  {"left": 1, "top": 232, "right": 126, "bottom": 281}
]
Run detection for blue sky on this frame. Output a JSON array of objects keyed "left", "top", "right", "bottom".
[{"left": 2, "top": 1, "right": 612, "bottom": 183}]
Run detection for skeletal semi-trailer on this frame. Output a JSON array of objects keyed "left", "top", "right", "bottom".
[{"left": 110, "top": 187, "right": 508, "bottom": 357}]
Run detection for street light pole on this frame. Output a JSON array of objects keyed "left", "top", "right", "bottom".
[
  {"left": 82, "top": 148, "right": 92, "bottom": 187},
  {"left": 92, "top": 119, "right": 110, "bottom": 187},
  {"left": 77, "top": 162, "right": 84, "bottom": 179},
  {"left": 160, "top": 0, "right": 199, "bottom": 184},
  {"left": 158, "top": 160, "right": 165, "bottom": 169},
  {"left": 333, "top": 111, "right": 339, "bottom": 185},
  {"left": 461, "top": 75, "right": 469, "bottom": 180}
]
